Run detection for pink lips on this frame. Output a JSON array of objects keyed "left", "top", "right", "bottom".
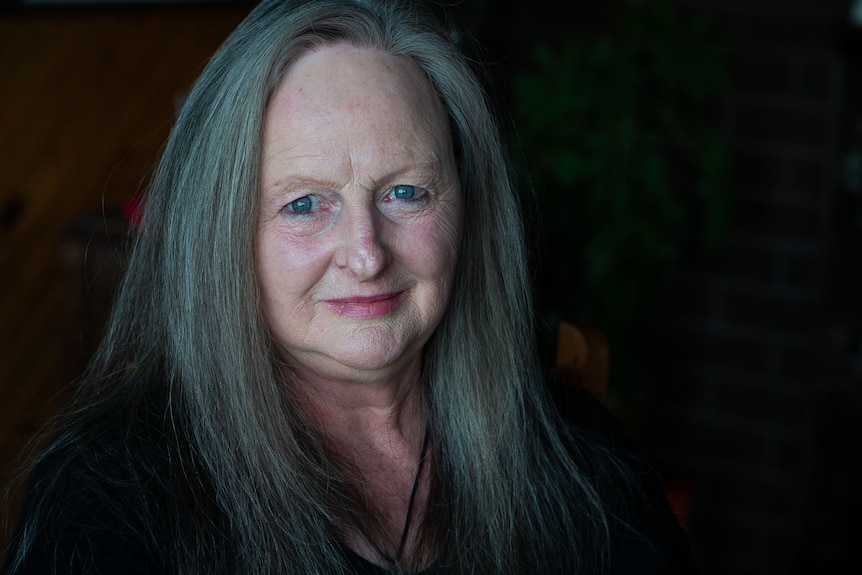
[{"left": 323, "top": 291, "right": 405, "bottom": 318}]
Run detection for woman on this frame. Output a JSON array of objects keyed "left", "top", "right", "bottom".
[{"left": 3, "top": 1, "right": 694, "bottom": 573}]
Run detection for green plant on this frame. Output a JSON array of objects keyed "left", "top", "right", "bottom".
[{"left": 512, "top": 0, "right": 731, "bottom": 400}]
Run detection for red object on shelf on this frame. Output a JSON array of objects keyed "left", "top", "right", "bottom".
[
  {"left": 122, "top": 197, "right": 146, "bottom": 229},
  {"left": 662, "top": 480, "right": 693, "bottom": 530}
]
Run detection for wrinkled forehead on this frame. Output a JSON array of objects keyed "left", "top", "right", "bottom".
[
  {"left": 264, "top": 42, "right": 454, "bottom": 161},
  {"left": 259, "top": 42, "right": 460, "bottom": 200},
  {"left": 275, "top": 43, "right": 447, "bottom": 126}
]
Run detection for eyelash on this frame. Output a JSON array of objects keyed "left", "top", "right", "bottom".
[
  {"left": 384, "top": 185, "right": 426, "bottom": 202},
  {"left": 282, "top": 185, "right": 427, "bottom": 217},
  {"left": 284, "top": 195, "right": 321, "bottom": 215}
]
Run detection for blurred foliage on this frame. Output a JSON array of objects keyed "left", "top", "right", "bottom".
[{"left": 511, "top": 0, "right": 731, "bottom": 400}]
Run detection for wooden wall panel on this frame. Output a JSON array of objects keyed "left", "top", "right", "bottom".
[{"left": 0, "top": 4, "right": 250, "bottom": 534}]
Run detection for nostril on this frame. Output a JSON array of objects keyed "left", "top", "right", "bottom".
[{"left": 343, "top": 227, "right": 389, "bottom": 278}]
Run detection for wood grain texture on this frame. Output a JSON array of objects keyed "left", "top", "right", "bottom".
[{"left": 0, "top": 4, "right": 250, "bottom": 539}]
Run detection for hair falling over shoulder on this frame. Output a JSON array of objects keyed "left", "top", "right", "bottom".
[{"left": 3, "top": 2, "right": 648, "bottom": 574}]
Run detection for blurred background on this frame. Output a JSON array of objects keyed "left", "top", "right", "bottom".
[{"left": 1, "top": 0, "right": 860, "bottom": 573}]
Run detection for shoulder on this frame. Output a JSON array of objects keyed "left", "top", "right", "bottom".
[
  {"left": 548, "top": 378, "right": 699, "bottom": 574},
  {"left": 3, "top": 418, "right": 166, "bottom": 574}
]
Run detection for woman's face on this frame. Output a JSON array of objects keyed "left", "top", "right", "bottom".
[{"left": 257, "top": 43, "right": 462, "bottom": 384}]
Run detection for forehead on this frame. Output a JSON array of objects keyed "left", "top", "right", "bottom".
[
  {"left": 263, "top": 43, "right": 451, "bottom": 161},
  {"left": 283, "top": 42, "right": 428, "bottom": 92}
]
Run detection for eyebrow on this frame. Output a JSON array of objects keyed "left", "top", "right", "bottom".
[
  {"left": 366, "top": 159, "right": 450, "bottom": 189},
  {"left": 263, "top": 158, "right": 450, "bottom": 197}
]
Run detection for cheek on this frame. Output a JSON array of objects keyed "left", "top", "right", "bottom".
[
  {"left": 257, "top": 227, "right": 332, "bottom": 306},
  {"left": 400, "top": 212, "right": 461, "bottom": 282}
]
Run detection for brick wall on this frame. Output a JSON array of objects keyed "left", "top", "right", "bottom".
[{"left": 646, "top": 1, "right": 858, "bottom": 573}]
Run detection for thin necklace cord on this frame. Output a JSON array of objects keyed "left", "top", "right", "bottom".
[
  {"left": 350, "top": 424, "right": 431, "bottom": 574},
  {"left": 395, "top": 425, "right": 431, "bottom": 567}
]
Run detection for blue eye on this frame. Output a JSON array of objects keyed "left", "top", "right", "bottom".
[
  {"left": 287, "top": 195, "right": 319, "bottom": 214},
  {"left": 389, "top": 185, "right": 416, "bottom": 200}
]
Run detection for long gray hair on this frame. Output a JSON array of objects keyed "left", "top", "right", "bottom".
[{"left": 7, "top": 1, "right": 636, "bottom": 573}]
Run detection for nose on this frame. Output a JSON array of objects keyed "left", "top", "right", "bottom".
[{"left": 335, "top": 204, "right": 390, "bottom": 281}]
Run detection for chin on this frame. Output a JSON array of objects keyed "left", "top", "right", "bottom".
[
  {"left": 317, "top": 328, "right": 426, "bottom": 378},
  {"left": 332, "top": 344, "right": 416, "bottom": 374}
]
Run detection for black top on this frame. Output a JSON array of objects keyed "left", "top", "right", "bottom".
[{"left": 2, "top": 382, "right": 696, "bottom": 574}]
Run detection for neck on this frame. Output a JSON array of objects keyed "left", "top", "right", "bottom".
[
  {"left": 291, "top": 354, "right": 427, "bottom": 455},
  {"left": 288, "top": 356, "right": 433, "bottom": 569}
]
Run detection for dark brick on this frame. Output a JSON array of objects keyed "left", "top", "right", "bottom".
[
  {"left": 695, "top": 468, "right": 808, "bottom": 520},
  {"left": 741, "top": 11, "right": 843, "bottom": 51},
  {"left": 787, "top": 156, "right": 829, "bottom": 194},
  {"left": 810, "top": 390, "right": 862, "bottom": 465},
  {"left": 733, "top": 103, "right": 829, "bottom": 147},
  {"left": 774, "top": 434, "right": 812, "bottom": 473},
  {"left": 732, "top": 149, "right": 787, "bottom": 189},
  {"left": 664, "top": 278, "right": 718, "bottom": 320},
  {"left": 713, "top": 380, "right": 809, "bottom": 426},
  {"left": 797, "top": 58, "right": 836, "bottom": 99},
  {"left": 723, "top": 284, "right": 817, "bottom": 333},
  {"left": 642, "top": 403, "right": 705, "bottom": 453},
  {"left": 676, "top": 330, "right": 775, "bottom": 373},
  {"left": 726, "top": 301, "right": 816, "bottom": 335},
  {"left": 689, "top": 503, "right": 806, "bottom": 570},
  {"left": 775, "top": 341, "right": 818, "bottom": 384},
  {"left": 730, "top": 52, "right": 795, "bottom": 94},
  {"left": 758, "top": 533, "right": 808, "bottom": 575},
  {"left": 777, "top": 251, "right": 823, "bottom": 291},
  {"left": 656, "top": 416, "right": 769, "bottom": 464},
  {"left": 732, "top": 197, "right": 823, "bottom": 241},
  {"left": 675, "top": 3, "right": 752, "bottom": 48},
  {"left": 688, "top": 362, "right": 790, "bottom": 392},
  {"left": 715, "top": 240, "right": 778, "bottom": 283}
]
